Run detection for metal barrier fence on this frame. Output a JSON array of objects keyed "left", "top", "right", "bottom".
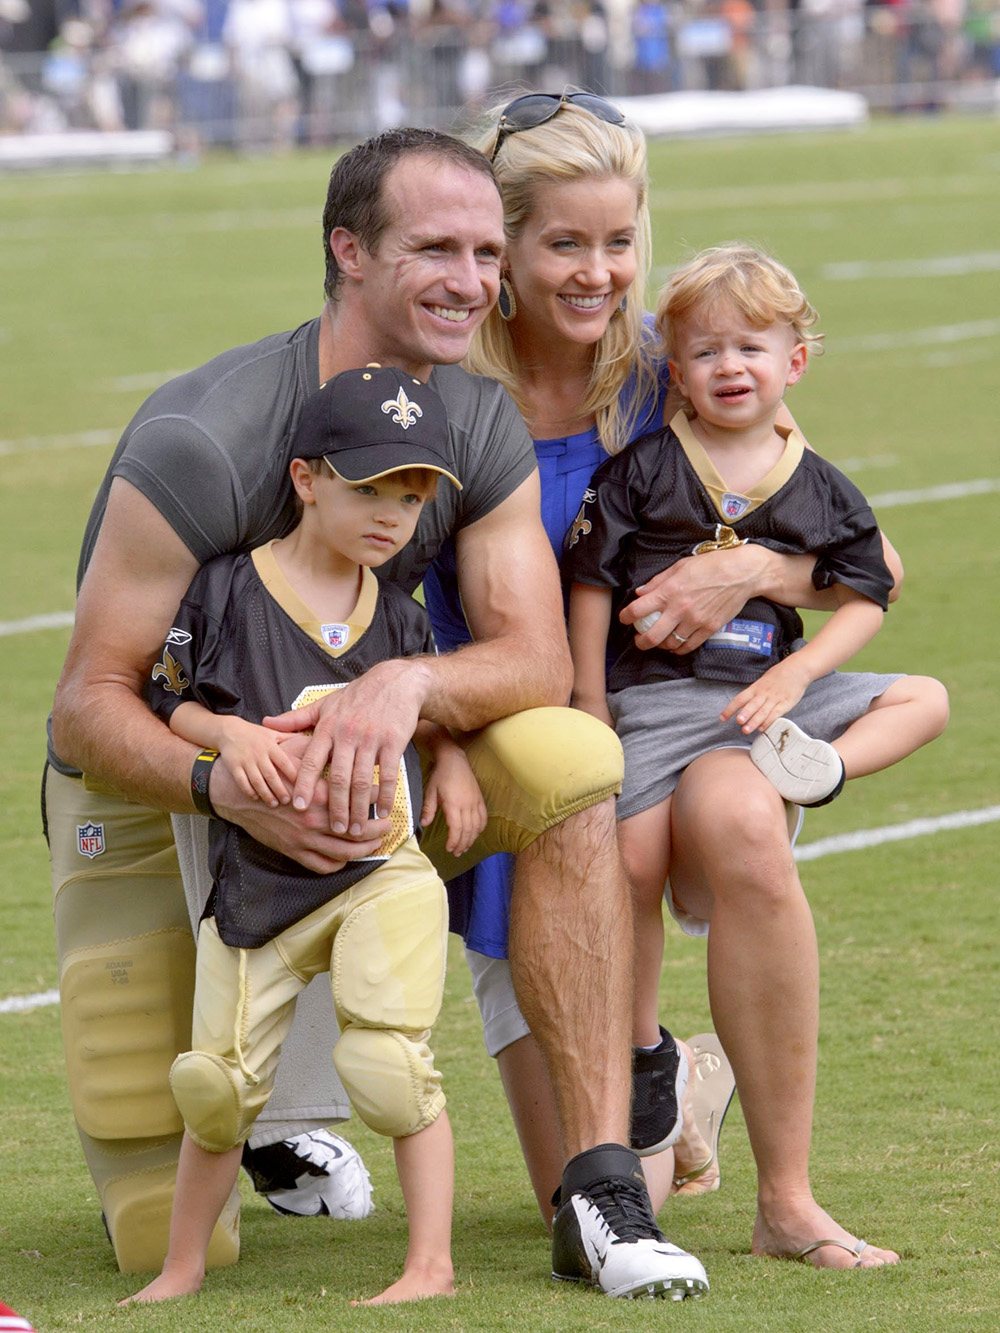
[{"left": 2, "top": 5, "right": 999, "bottom": 152}]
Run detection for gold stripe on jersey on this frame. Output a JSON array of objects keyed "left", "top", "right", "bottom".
[
  {"left": 250, "top": 540, "right": 378, "bottom": 656},
  {"left": 670, "top": 411, "right": 805, "bottom": 522}
]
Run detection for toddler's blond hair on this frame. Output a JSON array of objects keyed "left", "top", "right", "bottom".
[{"left": 656, "top": 243, "right": 823, "bottom": 358}]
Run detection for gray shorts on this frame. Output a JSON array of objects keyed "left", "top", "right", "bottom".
[
  {"left": 610, "top": 665, "right": 902, "bottom": 821},
  {"left": 465, "top": 947, "right": 529, "bottom": 1058}
]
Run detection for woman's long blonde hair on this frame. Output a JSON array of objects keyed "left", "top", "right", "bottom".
[{"left": 466, "top": 96, "right": 659, "bottom": 456}]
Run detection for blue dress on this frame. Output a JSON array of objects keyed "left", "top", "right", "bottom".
[{"left": 423, "top": 355, "right": 670, "bottom": 958}]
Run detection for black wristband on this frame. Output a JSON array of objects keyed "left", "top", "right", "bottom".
[{"left": 190, "top": 749, "right": 220, "bottom": 819}]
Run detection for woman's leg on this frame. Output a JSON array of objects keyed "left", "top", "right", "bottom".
[
  {"left": 496, "top": 1033, "right": 565, "bottom": 1225},
  {"left": 496, "top": 1032, "right": 679, "bottom": 1219},
  {"left": 618, "top": 797, "right": 673, "bottom": 1049},
  {"left": 669, "top": 748, "right": 899, "bottom": 1269},
  {"left": 618, "top": 804, "right": 719, "bottom": 1199},
  {"left": 834, "top": 675, "right": 949, "bottom": 778}
]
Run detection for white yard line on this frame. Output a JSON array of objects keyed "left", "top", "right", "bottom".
[
  {"left": 822, "top": 252, "right": 1000, "bottom": 280},
  {"left": 794, "top": 805, "right": 1000, "bottom": 862},
  {"left": 0, "top": 207, "right": 317, "bottom": 244},
  {"left": 0, "top": 429, "right": 118, "bottom": 457},
  {"left": 648, "top": 173, "right": 999, "bottom": 213},
  {"left": 0, "top": 988, "right": 60, "bottom": 1014},
  {"left": 868, "top": 477, "right": 1000, "bottom": 508},
  {"left": 0, "top": 611, "right": 74, "bottom": 637},
  {"left": 832, "top": 318, "right": 1000, "bottom": 353},
  {"left": 5, "top": 805, "right": 998, "bottom": 1015}
]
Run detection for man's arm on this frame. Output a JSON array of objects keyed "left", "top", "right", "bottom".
[
  {"left": 451, "top": 469, "right": 573, "bottom": 716},
  {"left": 52, "top": 477, "right": 385, "bottom": 872},
  {"left": 274, "top": 471, "right": 573, "bottom": 833},
  {"left": 52, "top": 477, "right": 206, "bottom": 807},
  {"left": 622, "top": 536, "right": 902, "bottom": 654}
]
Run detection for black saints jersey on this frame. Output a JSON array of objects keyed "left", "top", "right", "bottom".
[
  {"left": 563, "top": 412, "right": 893, "bottom": 692},
  {"left": 150, "top": 542, "right": 434, "bottom": 948}
]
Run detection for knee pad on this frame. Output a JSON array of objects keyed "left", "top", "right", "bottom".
[
  {"left": 170, "top": 1050, "right": 271, "bottom": 1152},
  {"left": 332, "top": 1025, "right": 444, "bottom": 1138},
  {"left": 468, "top": 707, "right": 624, "bottom": 850}
]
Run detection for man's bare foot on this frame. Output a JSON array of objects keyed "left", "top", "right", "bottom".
[
  {"left": 350, "top": 1257, "right": 455, "bottom": 1306},
  {"left": 753, "top": 1204, "right": 900, "bottom": 1269},
  {"left": 116, "top": 1264, "right": 204, "bottom": 1306}
]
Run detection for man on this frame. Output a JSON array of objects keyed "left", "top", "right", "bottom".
[{"left": 47, "top": 128, "right": 706, "bottom": 1299}]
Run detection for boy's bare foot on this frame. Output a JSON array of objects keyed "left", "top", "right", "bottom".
[
  {"left": 117, "top": 1261, "right": 205, "bottom": 1305},
  {"left": 350, "top": 1257, "right": 455, "bottom": 1306},
  {"left": 753, "top": 1204, "right": 900, "bottom": 1269}
]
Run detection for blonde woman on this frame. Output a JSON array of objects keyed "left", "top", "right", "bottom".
[{"left": 425, "top": 92, "right": 903, "bottom": 1270}]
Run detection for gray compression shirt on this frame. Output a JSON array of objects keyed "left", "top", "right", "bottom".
[{"left": 50, "top": 316, "right": 537, "bottom": 773}]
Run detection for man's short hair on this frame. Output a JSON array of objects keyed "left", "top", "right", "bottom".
[{"left": 322, "top": 128, "right": 497, "bottom": 301}]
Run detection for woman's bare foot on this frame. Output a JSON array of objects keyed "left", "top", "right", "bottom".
[
  {"left": 350, "top": 1257, "right": 455, "bottom": 1306},
  {"left": 671, "top": 1043, "right": 715, "bottom": 1195},
  {"left": 117, "top": 1261, "right": 204, "bottom": 1305},
  {"left": 672, "top": 1155, "right": 720, "bottom": 1196},
  {"left": 753, "top": 1203, "right": 900, "bottom": 1269},
  {"left": 670, "top": 1036, "right": 733, "bottom": 1196}
]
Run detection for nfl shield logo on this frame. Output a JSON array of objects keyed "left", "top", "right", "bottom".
[
  {"left": 722, "top": 492, "right": 750, "bottom": 520},
  {"left": 321, "top": 623, "right": 350, "bottom": 650},
  {"left": 77, "top": 822, "right": 106, "bottom": 859}
]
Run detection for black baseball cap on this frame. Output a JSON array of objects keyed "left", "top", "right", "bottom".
[{"left": 292, "top": 364, "right": 462, "bottom": 490}]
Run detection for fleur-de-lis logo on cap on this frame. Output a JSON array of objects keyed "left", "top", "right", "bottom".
[{"left": 381, "top": 388, "right": 423, "bottom": 429}]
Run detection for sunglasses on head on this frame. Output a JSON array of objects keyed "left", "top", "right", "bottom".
[{"left": 491, "top": 91, "right": 627, "bottom": 162}]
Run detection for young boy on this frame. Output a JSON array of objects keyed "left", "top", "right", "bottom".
[
  {"left": 121, "top": 366, "right": 486, "bottom": 1307},
  {"left": 564, "top": 244, "right": 949, "bottom": 1074}
]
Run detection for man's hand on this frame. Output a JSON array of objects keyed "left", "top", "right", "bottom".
[
  {"left": 262, "top": 657, "right": 434, "bottom": 836},
  {"left": 209, "top": 739, "right": 390, "bottom": 874},
  {"left": 621, "top": 544, "right": 772, "bottom": 654}
]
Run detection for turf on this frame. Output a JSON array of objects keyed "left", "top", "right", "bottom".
[{"left": 1, "top": 114, "right": 998, "bottom": 1331}]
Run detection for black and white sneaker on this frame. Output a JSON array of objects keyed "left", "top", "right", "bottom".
[
  {"left": 631, "top": 1026, "right": 688, "bottom": 1156},
  {"left": 552, "top": 1144, "right": 708, "bottom": 1300},
  {"left": 750, "top": 717, "right": 846, "bottom": 807},
  {"left": 241, "top": 1129, "right": 374, "bottom": 1220}
]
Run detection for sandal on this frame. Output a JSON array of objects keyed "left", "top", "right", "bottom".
[
  {"left": 789, "top": 1237, "right": 869, "bottom": 1268},
  {"left": 672, "top": 1033, "right": 736, "bottom": 1193}
]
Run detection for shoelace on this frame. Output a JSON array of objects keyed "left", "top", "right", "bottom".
[{"left": 586, "top": 1176, "right": 666, "bottom": 1245}]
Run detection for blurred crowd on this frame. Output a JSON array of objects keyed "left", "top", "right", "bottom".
[{"left": 1, "top": 0, "right": 998, "bottom": 146}]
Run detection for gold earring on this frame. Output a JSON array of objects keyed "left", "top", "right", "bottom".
[{"left": 498, "top": 277, "right": 516, "bottom": 321}]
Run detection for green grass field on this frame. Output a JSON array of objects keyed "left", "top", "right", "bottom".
[{"left": 1, "top": 115, "right": 998, "bottom": 1331}]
